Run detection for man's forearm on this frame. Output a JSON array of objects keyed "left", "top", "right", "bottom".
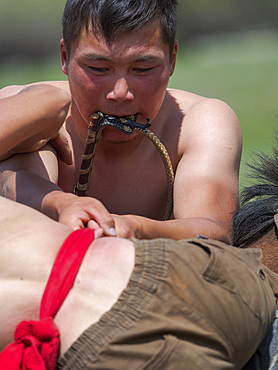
[
  {"left": 123, "top": 215, "right": 232, "bottom": 244},
  {"left": 1, "top": 170, "right": 117, "bottom": 232},
  {"left": 0, "top": 170, "right": 64, "bottom": 219}
]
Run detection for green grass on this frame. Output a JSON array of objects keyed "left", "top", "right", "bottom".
[
  {"left": 1, "top": 30, "right": 278, "bottom": 190},
  {"left": 0, "top": 55, "right": 66, "bottom": 86}
]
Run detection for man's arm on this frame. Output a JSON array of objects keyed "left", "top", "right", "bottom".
[
  {"left": 0, "top": 83, "right": 116, "bottom": 236},
  {"left": 0, "top": 147, "right": 116, "bottom": 236},
  {"left": 112, "top": 98, "right": 242, "bottom": 244},
  {"left": 0, "top": 83, "right": 72, "bottom": 162}
]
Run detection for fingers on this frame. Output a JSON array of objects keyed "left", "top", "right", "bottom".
[
  {"left": 87, "top": 212, "right": 117, "bottom": 237},
  {"left": 94, "top": 228, "right": 104, "bottom": 239},
  {"left": 87, "top": 219, "right": 99, "bottom": 229},
  {"left": 87, "top": 219, "right": 116, "bottom": 236},
  {"left": 87, "top": 220, "right": 104, "bottom": 239},
  {"left": 58, "top": 196, "right": 117, "bottom": 236},
  {"left": 78, "top": 198, "right": 117, "bottom": 236}
]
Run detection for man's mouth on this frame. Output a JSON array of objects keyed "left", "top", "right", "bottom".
[
  {"left": 97, "top": 112, "right": 137, "bottom": 120},
  {"left": 103, "top": 113, "right": 137, "bottom": 121},
  {"left": 91, "top": 112, "right": 151, "bottom": 134}
]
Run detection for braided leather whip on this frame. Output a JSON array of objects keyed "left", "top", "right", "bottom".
[{"left": 73, "top": 112, "right": 174, "bottom": 220}]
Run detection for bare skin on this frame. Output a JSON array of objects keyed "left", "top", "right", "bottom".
[
  {"left": 0, "top": 21, "right": 242, "bottom": 243},
  {"left": 0, "top": 84, "right": 71, "bottom": 163},
  {"left": 0, "top": 196, "right": 135, "bottom": 355}
]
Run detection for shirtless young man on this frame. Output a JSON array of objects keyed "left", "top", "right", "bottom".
[{"left": 0, "top": 0, "right": 242, "bottom": 243}]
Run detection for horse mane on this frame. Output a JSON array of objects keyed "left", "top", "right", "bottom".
[{"left": 233, "top": 135, "right": 278, "bottom": 247}]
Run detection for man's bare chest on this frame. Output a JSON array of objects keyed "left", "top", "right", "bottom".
[{"left": 58, "top": 147, "right": 170, "bottom": 219}]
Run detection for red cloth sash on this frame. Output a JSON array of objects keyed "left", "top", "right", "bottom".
[{"left": 0, "top": 228, "right": 95, "bottom": 370}]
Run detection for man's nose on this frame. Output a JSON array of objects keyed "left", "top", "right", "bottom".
[{"left": 106, "top": 77, "right": 134, "bottom": 102}]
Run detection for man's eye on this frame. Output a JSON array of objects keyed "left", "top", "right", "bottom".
[
  {"left": 134, "top": 67, "right": 153, "bottom": 73},
  {"left": 89, "top": 67, "right": 108, "bottom": 73}
]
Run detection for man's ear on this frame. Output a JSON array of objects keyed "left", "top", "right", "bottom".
[
  {"left": 60, "top": 39, "right": 68, "bottom": 76},
  {"left": 170, "top": 40, "right": 178, "bottom": 76}
]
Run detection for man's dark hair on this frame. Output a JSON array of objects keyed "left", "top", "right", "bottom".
[{"left": 62, "top": 0, "right": 178, "bottom": 56}]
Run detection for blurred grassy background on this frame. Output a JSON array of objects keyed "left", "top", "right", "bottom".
[{"left": 0, "top": 1, "right": 277, "bottom": 191}]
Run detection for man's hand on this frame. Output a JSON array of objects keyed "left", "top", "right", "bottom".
[
  {"left": 112, "top": 214, "right": 142, "bottom": 239},
  {"left": 56, "top": 194, "right": 117, "bottom": 236}
]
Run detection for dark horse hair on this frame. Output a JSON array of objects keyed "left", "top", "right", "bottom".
[{"left": 233, "top": 134, "right": 278, "bottom": 247}]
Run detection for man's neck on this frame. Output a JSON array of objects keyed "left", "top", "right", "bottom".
[{"left": 67, "top": 104, "right": 90, "bottom": 143}]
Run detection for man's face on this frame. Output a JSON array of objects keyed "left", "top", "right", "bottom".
[{"left": 61, "top": 21, "right": 177, "bottom": 140}]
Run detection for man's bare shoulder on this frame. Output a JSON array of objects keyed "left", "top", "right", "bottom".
[
  {"left": 26, "top": 80, "right": 70, "bottom": 94},
  {"left": 167, "top": 88, "right": 240, "bottom": 131},
  {"left": 166, "top": 88, "right": 205, "bottom": 107},
  {"left": 158, "top": 88, "right": 206, "bottom": 130},
  {"left": 165, "top": 88, "right": 242, "bottom": 154},
  {"left": 166, "top": 88, "right": 236, "bottom": 117},
  {"left": 166, "top": 88, "right": 208, "bottom": 115},
  {"left": 42, "top": 80, "right": 70, "bottom": 93},
  {"left": 0, "top": 80, "right": 70, "bottom": 98}
]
